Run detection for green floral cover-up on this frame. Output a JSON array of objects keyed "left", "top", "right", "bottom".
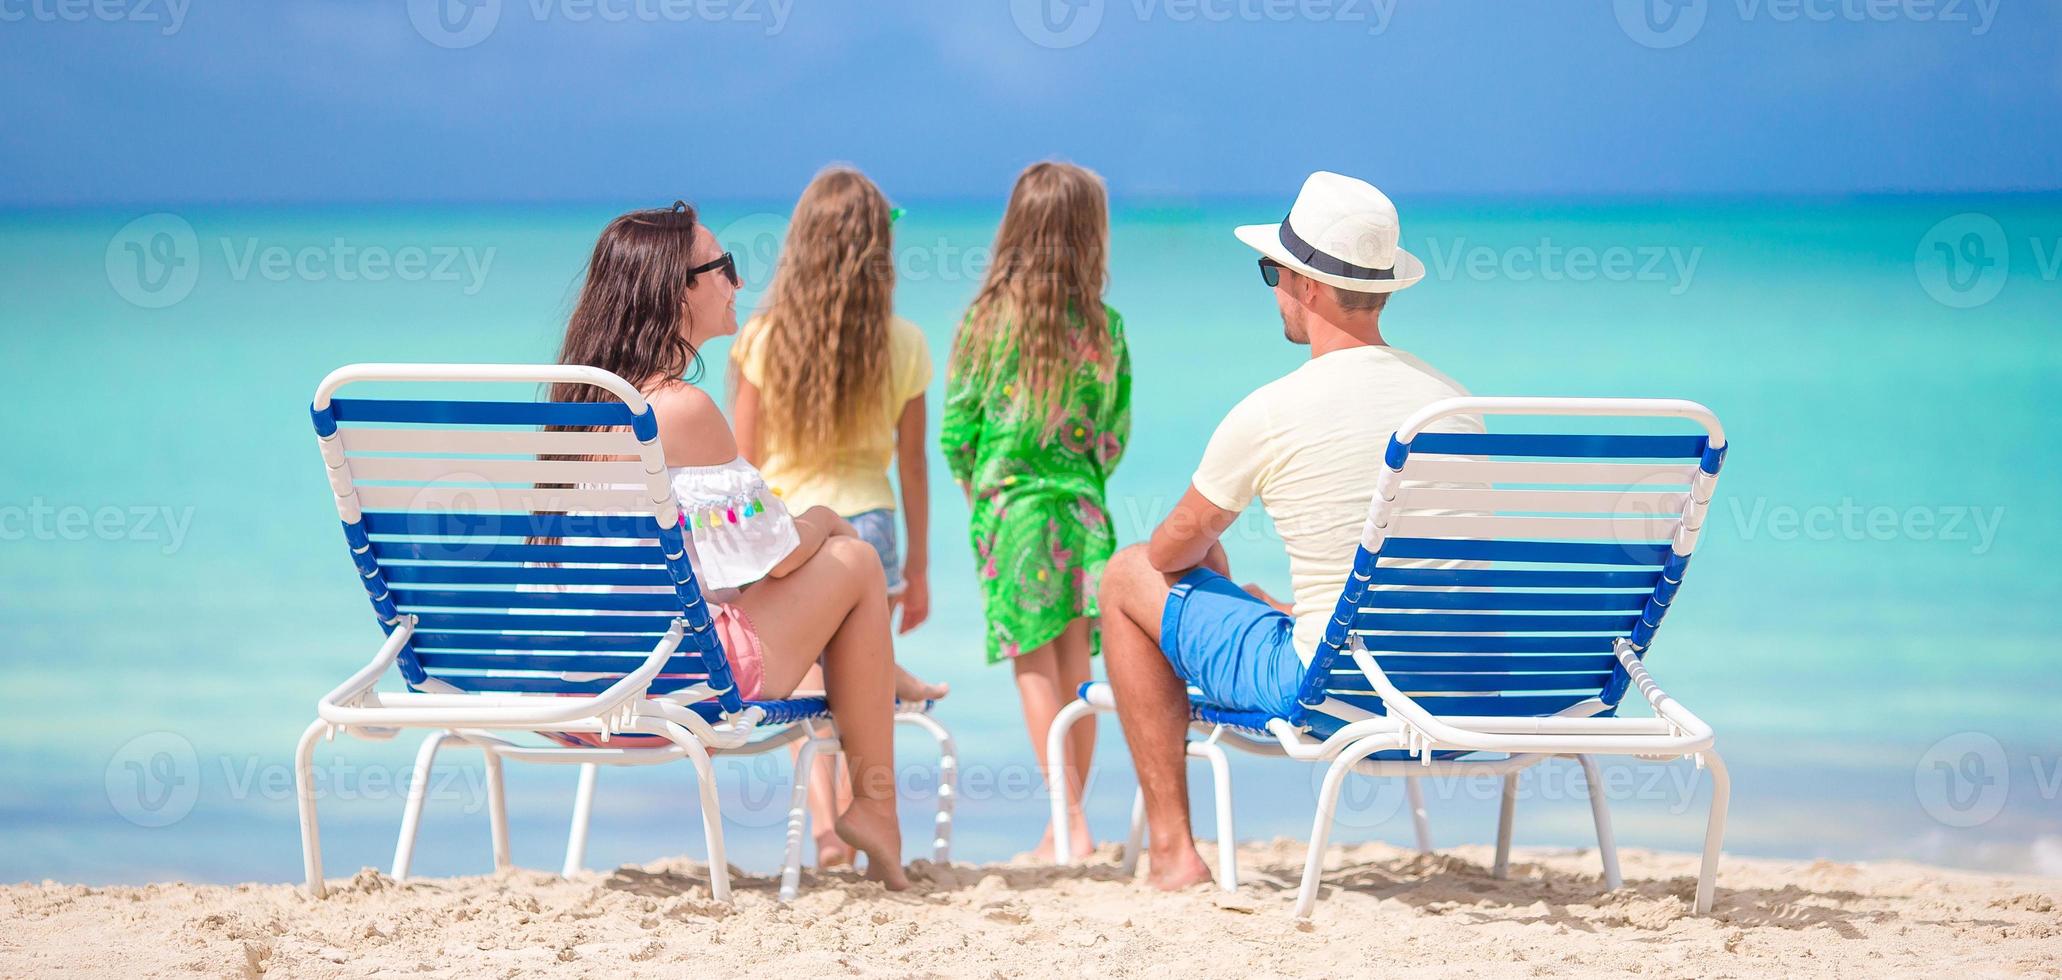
[{"left": 941, "top": 305, "right": 1130, "bottom": 663}]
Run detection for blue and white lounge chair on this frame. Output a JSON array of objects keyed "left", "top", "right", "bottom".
[
  {"left": 294, "top": 363, "right": 953, "bottom": 901},
  {"left": 1049, "top": 396, "right": 1731, "bottom": 918}
]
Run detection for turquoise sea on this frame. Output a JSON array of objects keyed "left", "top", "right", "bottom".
[{"left": 3, "top": 197, "right": 2058, "bottom": 885}]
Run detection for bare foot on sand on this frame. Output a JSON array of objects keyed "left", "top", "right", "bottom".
[
  {"left": 1145, "top": 847, "right": 1214, "bottom": 891},
  {"left": 814, "top": 832, "right": 853, "bottom": 870},
  {"left": 834, "top": 799, "right": 909, "bottom": 890},
  {"left": 894, "top": 666, "right": 948, "bottom": 703},
  {"left": 1029, "top": 817, "right": 1096, "bottom": 862}
]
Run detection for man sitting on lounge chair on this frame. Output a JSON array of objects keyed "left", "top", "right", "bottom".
[{"left": 1097, "top": 171, "right": 1483, "bottom": 889}]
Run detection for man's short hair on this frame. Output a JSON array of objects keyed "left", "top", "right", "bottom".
[{"left": 1332, "top": 286, "right": 1390, "bottom": 315}]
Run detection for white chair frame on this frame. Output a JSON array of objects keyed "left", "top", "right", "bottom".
[
  {"left": 382, "top": 709, "right": 956, "bottom": 897},
  {"left": 295, "top": 363, "right": 954, "bottom": 902},
  {"left": 1046, "top": 397, "right": 1729, "bottom": 919}
]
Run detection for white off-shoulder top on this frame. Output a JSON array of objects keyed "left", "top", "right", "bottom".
[{"left": 669, "top": 457, "right": 800, "bottom": 598}]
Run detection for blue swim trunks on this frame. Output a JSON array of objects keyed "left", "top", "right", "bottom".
[{"left": 1158, "top": 567, "right": 1305, "bottom": 719}]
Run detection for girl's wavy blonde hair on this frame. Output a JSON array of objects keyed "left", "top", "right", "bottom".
[
  {"left": 949, "top": 161, "right": 1111, "bottom": 442},
  {"left": 749, "top": 167, "right": 896, "bottom": 471}
]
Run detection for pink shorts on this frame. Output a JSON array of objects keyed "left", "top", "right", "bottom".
[
  {"left": 544, "top": 602, "right": 766, "bottom": 747},
  {"left": 707, "top": 602, "right": 765, "bottom": 701}
]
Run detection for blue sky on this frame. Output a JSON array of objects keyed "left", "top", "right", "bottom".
[{"left": 2, "top": 0, "right": 2056, "bottom": 205}]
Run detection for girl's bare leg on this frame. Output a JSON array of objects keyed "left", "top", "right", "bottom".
[
  {"left": 735, "top": 536, "right": 911, "bottom": 889},
  {"left": 896, "top": 665, "right": 949, "bottom": 703},
  {"left": 787, "top": 665, "right": 853, "bottom": 868},
  {"left": 1015, "top": 618, "right": 1096, "bottom": 861},
  {"left": 1055, "top": 617, "right": 1096, "bottom": 848}
]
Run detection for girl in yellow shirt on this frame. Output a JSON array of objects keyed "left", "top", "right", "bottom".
[{"left": 731, "top": 166, "right": 937, "bottom": 869}]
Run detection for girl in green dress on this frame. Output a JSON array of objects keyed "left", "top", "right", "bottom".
[{"left": 941, "top": 161, "right": 1129, "bottom": 860}]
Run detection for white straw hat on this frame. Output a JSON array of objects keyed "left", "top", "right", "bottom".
[{"left": 1235, "top": 171, "right": 1424, "bottom": 293}]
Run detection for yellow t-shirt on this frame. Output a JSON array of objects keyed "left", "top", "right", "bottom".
[{"left": 731, "top": 315, "right": 932, "bottom": 517}]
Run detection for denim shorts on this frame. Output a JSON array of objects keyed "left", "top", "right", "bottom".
[
  {"left": 846, "top": 508, "right": 905, "bottom": 595},
  {"left": 1158, "top": 567, "right": 1304, "bottom": 719}
]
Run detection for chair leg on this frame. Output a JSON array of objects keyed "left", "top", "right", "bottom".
[
  {"left": 780, "top": 736, "right": 825, "bottom": 902},
  {"left": 1695, "top": 749, "right": 1730, "bottom": 914},
  {"left": 1047, "top": 699, "right": 1095, "bottom": 865},
  {"left": 392, "top": 731, "right": 451, "bottom": 881},
  {"left": 1294, "top": 736, "right": 1391, "bottom": 920},
  {"left": 1492, "top": 772, "right": 1517, "bottom": 879},
  {"left": 1575, "top": 755, "right": 1622, "bottom": 891},
  {"left": 1120, "top": 786, "right": 1146, "bottom": 876},
  {"left": 1405, "top": 776, "right": 1432, "bottom": 854},
  {"left": 295, "top": 719, "right": 329, "bottom": 898},
  {"left": 482, "top": 746, "right": 511, "bottom": 872},
  {"left": 561, "top": 763, "right": 599, "bottom": 878},
  {"left": 897, "top": 711, "right": 956, "bottom": 864},
  {"left": 673, "top": 739, "right": 730, "bottom": 903},
  {"left": 1189, "top": 740, "right": 1237, "bottom": 892}
]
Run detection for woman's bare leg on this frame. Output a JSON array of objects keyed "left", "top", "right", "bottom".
[
  {"left": 1016, "top": 618, "right": 1096, "bottom": 861},
  {"left": 734, "top": 536, "right": 909, "bottom": 889}
]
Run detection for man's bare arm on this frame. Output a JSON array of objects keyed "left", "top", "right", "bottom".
[{"left": 1147, "top": 485, "right": 1240, "bottom": 576}]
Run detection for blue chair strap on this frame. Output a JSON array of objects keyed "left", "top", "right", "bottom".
[
  {"left": 326, "top": 398, "right": 634, "bottom": 427},
  {"left": 1406, "top": 432, "right": 1709, "bottom": 459}
]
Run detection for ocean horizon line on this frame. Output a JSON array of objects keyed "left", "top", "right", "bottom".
[{"left": 5, "top": 188, "right": 2060, "bottom": 218}]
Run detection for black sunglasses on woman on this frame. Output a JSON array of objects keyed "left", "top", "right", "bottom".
[{"left": 689, "top": 251, "right": 740, "bottom": 288}]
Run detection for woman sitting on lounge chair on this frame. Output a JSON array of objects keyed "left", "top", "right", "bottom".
[{"left": 550, "top": 201, "right": 946, "bottom": 889}]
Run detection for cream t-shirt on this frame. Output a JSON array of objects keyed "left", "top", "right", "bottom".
[
  {"left": 732, "top": 315, "right": 931, "bottom": 517},
  {"left": 1192, "top": 344, "right": 1482, "bottom": 663}
]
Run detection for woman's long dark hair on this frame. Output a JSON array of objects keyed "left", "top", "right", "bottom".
[{"left": 552, "top": 201, "right": 707, "bottom": 402}]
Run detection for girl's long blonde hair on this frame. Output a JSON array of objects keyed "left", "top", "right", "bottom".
[
  {"left": 950, "top": 161, "right": 1111, "bottom": 441},
  {"left": 750, "top": 167, "right": 896, "bottom": 469}
]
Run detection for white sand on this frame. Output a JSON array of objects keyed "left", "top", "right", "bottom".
[{"left": 5, "top": 841, "right": 2057, "bottom": 978}]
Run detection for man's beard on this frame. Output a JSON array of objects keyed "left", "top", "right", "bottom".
[{"left": 1280, "top": 306, "right": 1309, "bottom": 344}]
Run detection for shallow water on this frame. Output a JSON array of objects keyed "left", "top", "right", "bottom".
[{"left": 2, "top": 196, "right": 2058, "bottom": 884}]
